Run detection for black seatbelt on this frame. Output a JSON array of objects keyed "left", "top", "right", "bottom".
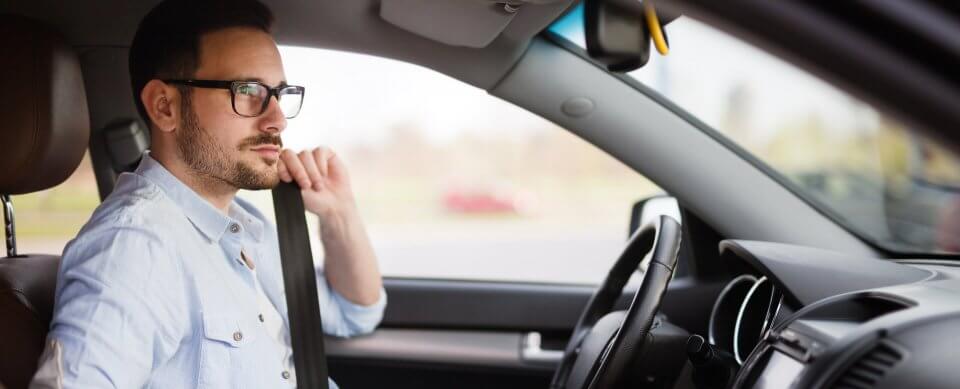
[{"left": 272, "top": 182, "right": 330, "bottom": 389}]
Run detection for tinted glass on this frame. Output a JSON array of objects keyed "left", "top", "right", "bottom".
[{"left": 549, "top": 10, "right": 960, "bottom": 254}]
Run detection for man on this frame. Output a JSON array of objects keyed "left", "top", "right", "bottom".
[{"left": 30, "top": 0, "right": 384, "bottom": 387}]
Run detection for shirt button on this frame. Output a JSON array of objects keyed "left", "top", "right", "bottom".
[
  {"left": 233, "top": 331, "right": 243, "bottom": 342},
  {"left": 258, "top": 314, "right": 265, "bottom": 323},
  {"left": 229, "top": 223, "right": 241, "bottom": 233},
  {"left": 282, "top": 370, "right": 291, "bottom": 380}
]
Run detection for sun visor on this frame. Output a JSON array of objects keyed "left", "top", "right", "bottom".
[{"left": 381, "top": 0, "right": 565, "bottom": 48}]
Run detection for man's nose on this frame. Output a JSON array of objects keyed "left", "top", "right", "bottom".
[{"left": 260, "top": 96, "right": 287, "bottom": 134}]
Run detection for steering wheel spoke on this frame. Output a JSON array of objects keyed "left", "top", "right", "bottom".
[{"left": 550, "top": 215, "right": 682, "bottom": 389}]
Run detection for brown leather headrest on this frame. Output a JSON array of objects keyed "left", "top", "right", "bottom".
[{"left": 0, "top": 14, "right": 90, "bottom": 195}]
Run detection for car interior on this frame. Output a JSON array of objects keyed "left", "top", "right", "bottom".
[{"left": 2, "top": 1, "right": 960, "bottom": 389}]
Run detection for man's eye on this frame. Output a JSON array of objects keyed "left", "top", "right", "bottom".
[{"left": 238, "top": 85, "right": 258, "bottom": 96}]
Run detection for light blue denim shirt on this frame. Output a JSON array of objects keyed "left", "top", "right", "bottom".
[{"left": 42, "top": 152, "right": 386, "bottom": 388}]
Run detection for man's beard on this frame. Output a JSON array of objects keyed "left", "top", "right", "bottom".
[{"left": 174, "top": 95, "right": 281, "bottom": 191}]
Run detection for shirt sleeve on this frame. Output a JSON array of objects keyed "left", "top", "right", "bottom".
[
  {"left": 314, "top": 265, "right": 386, "bottom": 337},
  {"left": 246, "top": 198, "right": 387, "bottom": 339},
  {"left": 45, "top": 225, "right": 187, "bottom": 388}
]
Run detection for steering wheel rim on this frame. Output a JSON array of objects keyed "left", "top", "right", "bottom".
[{"left": 550, "top": 215, "right": 682, "bottom": 389}]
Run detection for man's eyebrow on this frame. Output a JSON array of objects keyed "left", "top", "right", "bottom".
[{"left": 237, "top": 77, "right": 288, "bottom": 88}]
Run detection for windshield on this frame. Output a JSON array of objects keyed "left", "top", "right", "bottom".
[{"left": 550, "top": 8, "right": 960, "bottom": 255}]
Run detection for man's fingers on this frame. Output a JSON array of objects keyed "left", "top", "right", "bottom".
[
  {"left": 280, "top": 147, "right": 342, "bottom": 191},
  {"left": 313, "top": 148, "right": 330, "bottom": 177},
  {"left": 281, "top": 149, "right": 311, "bottom": 189},
  {"left": 277, "top": 157, "right": 293, "bottom": 183},
  {"left": 327, "top": 151, "right": 348, "bottom": 182},
  {"left": 298, "top": 150, "right": 324, "bottom": 191}
]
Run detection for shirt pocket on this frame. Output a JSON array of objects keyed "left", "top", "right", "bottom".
[{"left": 198, "top": 311, "right": 259, "bottom": 388}]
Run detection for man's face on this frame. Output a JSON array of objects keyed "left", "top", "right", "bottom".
[{"left": 175, "top": 27, "right": 287, "bottom": 190}]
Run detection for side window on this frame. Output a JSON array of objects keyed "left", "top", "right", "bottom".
[
  {"left": 11, "top": 153, "right": 99, "bottom": 254},
  {"left": 238, "top": 47, "right": 662, "bottom": 285}
]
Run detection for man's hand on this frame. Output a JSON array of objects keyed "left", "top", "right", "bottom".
[
  {"left": 276, "top": 147, "right": 383, "bottom": 306},
  {"left": 277, "top": 147, "right": 356, "bottom": 220}
]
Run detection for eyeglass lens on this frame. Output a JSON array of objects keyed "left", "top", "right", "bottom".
[{"left": 233, "top": 83, "right": 303, "bottom": 118}]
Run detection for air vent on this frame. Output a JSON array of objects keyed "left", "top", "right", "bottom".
[{"left": 832, "top": 342, "right": 903, "bottom": 389}]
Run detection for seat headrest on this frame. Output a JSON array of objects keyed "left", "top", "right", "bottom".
[{"left": 0, "top": 14, "right": 90, "bottom": 195}]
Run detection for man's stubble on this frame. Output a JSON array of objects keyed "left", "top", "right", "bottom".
[{"left": 174, "top": 91, "right": 281, "bottom": 191}]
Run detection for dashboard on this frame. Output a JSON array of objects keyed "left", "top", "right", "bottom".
[
  {"left": 706, "top": 240, "right": 960, "bottom": 389},
  {"left": 709, "top": 274, "right": 787, "bottom": 365}
]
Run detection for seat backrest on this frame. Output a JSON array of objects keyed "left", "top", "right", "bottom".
[
  {"left": 0, "top": 256, "right": 62, "bottom": 389},
  {"left": 0, "top": 14, "right": 90, "bottom": 389}
]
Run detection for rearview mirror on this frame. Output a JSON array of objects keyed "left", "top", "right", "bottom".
[
  {"left": 584, "top": 0, "right": 679, "bottom": 72},
  {"left": 629, "top": 195, "right": 681, "bottom": 237}
]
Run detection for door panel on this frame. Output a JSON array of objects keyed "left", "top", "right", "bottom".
[
  {"left": 328, "top": 359, "right": 552, "bottom": 389},
  {"left": 327, "top": 329, "right": 531, "bottom": 369},
  {"left": 326, "top": 277, "right": 725, "bottom": 388}
]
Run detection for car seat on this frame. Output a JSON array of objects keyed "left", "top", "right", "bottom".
[{"left": 0, "top": 14, "right": 91, "bottom": 389}]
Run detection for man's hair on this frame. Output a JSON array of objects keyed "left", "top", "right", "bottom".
[{"left": 129, "top": 0, "right": 274, "bottom": 125}]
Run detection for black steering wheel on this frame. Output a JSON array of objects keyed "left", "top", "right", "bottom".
[{"left": 550, "top": 215, "right": 682, "bottom": 389}]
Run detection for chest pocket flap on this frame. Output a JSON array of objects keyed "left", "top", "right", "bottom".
[{"left": 202, "top": 311, "right": 258, "bottom": 347}]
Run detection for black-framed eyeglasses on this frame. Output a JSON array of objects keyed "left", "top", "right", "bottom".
[{"left": 163, "top": 79, "right": 305, "bottom": 119}]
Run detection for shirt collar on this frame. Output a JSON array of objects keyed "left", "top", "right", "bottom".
[
  {"left": 136, "top": 151, "right": 240, "bottom": 243},
  {"left": 229, "top": 200, "right": 265, "bottom": 243}
]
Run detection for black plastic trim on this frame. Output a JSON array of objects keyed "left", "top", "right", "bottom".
[
  {"left": 381, "top": 276, "right": 724, "bottom": 336},
  {"left": 719, "top": 240, "right": 933, "bottom": 307}
]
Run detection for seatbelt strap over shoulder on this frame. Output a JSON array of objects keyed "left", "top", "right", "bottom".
[{"left": 272, "top": 182, "right": 330, "bottom": 389}]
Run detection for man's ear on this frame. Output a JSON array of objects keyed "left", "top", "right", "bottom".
[{"left": 141, "top": 79, "right": 181, "bottom": 134}]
